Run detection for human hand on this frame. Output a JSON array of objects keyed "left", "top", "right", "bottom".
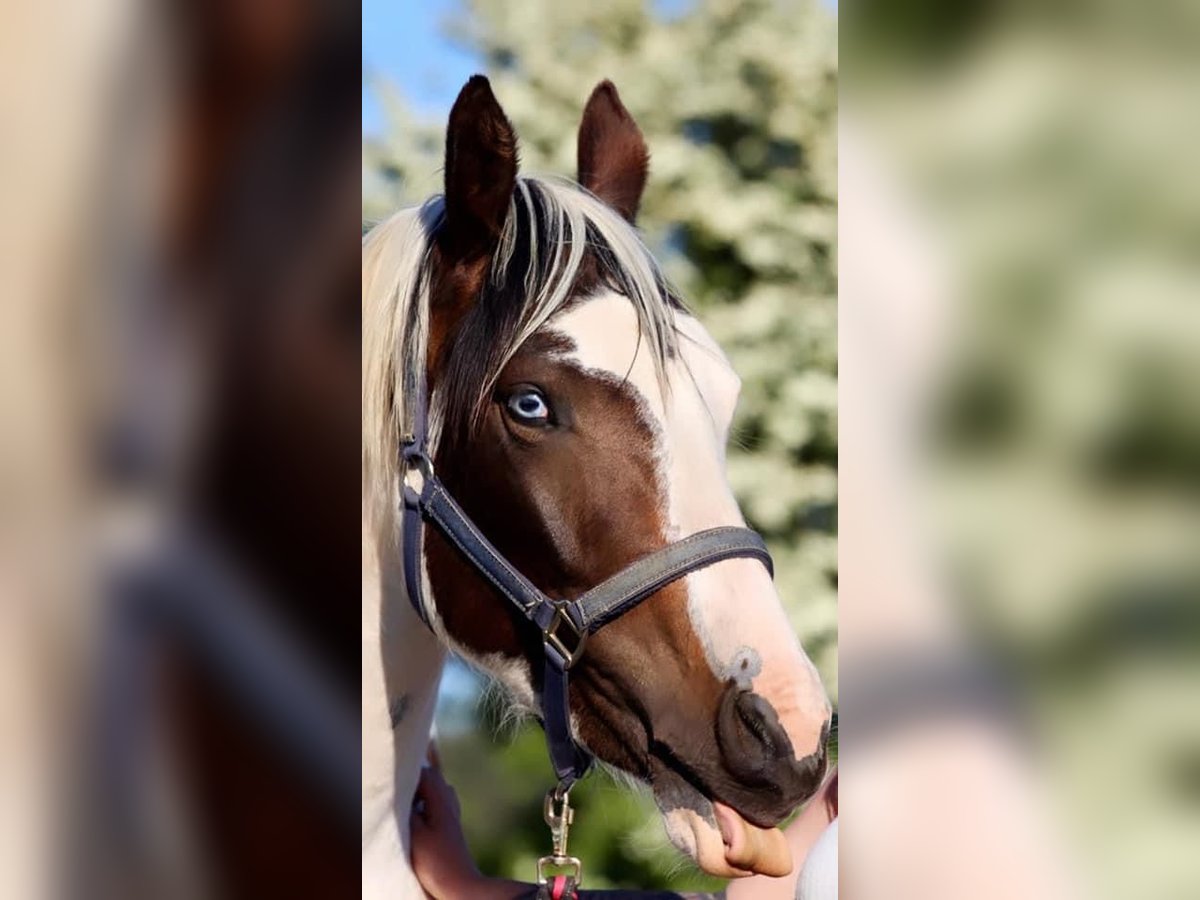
[{"left": 409, "top": 755, "right": 531, "bottom": 900}]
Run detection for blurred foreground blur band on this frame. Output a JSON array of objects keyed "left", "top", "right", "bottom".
[
  {"left": 841, "top": 2, "right": 1200, "bottom": 899},
  {"left": 1, "top": 1, "right": 360, "bottom": 898}
]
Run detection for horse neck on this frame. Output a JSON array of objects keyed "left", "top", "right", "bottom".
[{"left": 361, "top": 511, "right": 445, "bottom": 898}]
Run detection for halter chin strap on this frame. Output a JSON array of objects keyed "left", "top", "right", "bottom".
[{"left": 399, "top": 390, "right": 774, "bottom": 792}]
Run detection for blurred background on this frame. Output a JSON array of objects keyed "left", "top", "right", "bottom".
[
  {"left": 363, "top": 0, "right": 838, "bottom": 892},
  {"left": 840, "top": 2, "right": 1200, "bottom": 899}
]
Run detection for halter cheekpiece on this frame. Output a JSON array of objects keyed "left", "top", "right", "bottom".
[{"left": 400, "top": 368, "right": 773, "bottom": 891}]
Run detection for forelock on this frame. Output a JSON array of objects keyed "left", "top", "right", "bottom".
[{"left": 430, "top": 176, "right": 682, "bottom": 447}]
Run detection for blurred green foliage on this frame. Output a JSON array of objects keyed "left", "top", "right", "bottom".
[
  {"left": 439, "top": 679, "right": 728, "bottom": 892},
  {"left": 365, "top": 0, "right": 836, "bottom": 891},
  {"left": 845, "top": 9, "right": 1200, "bottom": 898}
]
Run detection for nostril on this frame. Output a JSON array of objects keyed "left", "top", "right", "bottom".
[
  {"left": 717, "top": 686, "right": 796, "bottom": 776},
  {"left": 734, "top": 691, "right": 783, "bottom": 758},
  {"left": 710, "top": 688, "right": 830, "bottom": 826}
]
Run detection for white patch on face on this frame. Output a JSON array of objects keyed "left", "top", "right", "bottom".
[{"left": 552, "top": 292, "right": 830, "bottom": 761}]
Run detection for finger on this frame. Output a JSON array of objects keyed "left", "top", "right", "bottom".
[
  {"left": 411, "top": 769, "right": 437, "bottom": 823},
  {"left": 414, "top": 764, "right": 456, "bottom": 824},
  {"left": 426, "top": 739, "right": 442, "bottom": 770},
  {"left": 421, "top": 764, "right": 460, "bottom": 818}
]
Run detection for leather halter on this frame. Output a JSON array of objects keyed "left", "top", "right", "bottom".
[{"left": 400, "top": 375, "right": 773, "bottom": 793}]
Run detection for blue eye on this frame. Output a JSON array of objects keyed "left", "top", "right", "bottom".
[{"left": 506, "top": 389, "right": 551, "bottom": 426}]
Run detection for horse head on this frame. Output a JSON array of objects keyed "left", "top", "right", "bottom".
[{"left": 364, "top": 76, "right": 831, "bottom": 879}]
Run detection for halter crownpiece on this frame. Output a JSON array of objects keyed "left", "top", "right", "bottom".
[{"left": 399, "top": 369, "right": 774, "bottom": 888}]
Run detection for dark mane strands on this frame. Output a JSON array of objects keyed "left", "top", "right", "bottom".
[
  {"left": 429, "top": 177, "right": 681, "bottom": 447},
  {"left": 361, "top": 176, "right": 681, "bottom": 522}
]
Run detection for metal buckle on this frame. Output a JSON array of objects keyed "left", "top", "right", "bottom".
[
  {"left": 401, "top": 447, "right": 434, "bottom": 492},
  {"left": 543, "top": 606, "right": 587, "bottom": 669},
  {"left": 536, "top": 856, "right": 582, "bottom": 887},
  {"left": 536, "top": 788, "right": 583, "bottom": 887}
]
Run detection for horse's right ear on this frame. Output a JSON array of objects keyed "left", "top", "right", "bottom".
[{"left": 439, "top": 75, "right": 519, "bottom": 261}]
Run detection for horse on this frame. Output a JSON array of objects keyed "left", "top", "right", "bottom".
[{"left": 362, "top": 76, "right": 831, "bottom": 896}]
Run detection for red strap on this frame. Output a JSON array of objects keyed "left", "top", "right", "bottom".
[{"left": 550, "top": 874, "right": 567, "bottom": 900}]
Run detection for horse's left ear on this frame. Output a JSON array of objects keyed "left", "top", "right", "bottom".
[{"left": 577, "top": 81, "right": 649, "bottom": 223}]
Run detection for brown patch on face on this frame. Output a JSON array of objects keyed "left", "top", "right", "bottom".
[
  {"left": 423, "top": 245, "right": 490, "bottom": 375},
  {"left": 423, "top": 329, "right": 728, "bottom": 781},
  {"left": 421, "top": 300, "right": 826, "bottom": 825}
]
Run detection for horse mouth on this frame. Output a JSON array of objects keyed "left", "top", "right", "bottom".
[
  {"left": 647, "top": 745, "right": 795, "bottom": 878},
  {"left": 711, "top": 800, "right": 793, "bottom": 877}
]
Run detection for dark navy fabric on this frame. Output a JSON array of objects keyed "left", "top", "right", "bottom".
[{"left": 569, "top": 527, "right": 772, "bottom": 631}]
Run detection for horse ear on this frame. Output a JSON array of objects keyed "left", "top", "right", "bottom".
[
  {"left": 577, "top": 81, "right": 649, "bottom": 223},
  {"left": 440, "top": 75, "right": 519, "bottom": 261}
]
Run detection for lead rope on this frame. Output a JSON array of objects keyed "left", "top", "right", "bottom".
[
  {"left": 535, "top": 875, "right": 579, "bottom": 900},
  {"left": 535, "top": 786, "right": 582, "bottom": 898}
]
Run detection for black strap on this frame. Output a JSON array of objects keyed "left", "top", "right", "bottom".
[
  {"left": 403, "top": 457, "right": 773, "bottom": 791},
  {"left": 543, "top": 659, "right": 591, "bottom": 788},
  {"left": 399, "top": 378, "right": 773, "bottom": 790},
  {"left": 569, "top": 527, "right": 772, "bottom": 631},
  {"left": 401, "top": 481, "right": 431, "bottom": 627},
  {"left": 400, "top": 378, "right": 433, "bottom": 627},
  {"left": 421, "top": 479, "right": 546, "bottom": 616}
]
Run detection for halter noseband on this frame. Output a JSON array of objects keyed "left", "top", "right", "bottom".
[{"left": 399, "top": 379, "right": 773, "bottom": 794}]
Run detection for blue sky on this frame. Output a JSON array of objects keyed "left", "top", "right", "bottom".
[
  {"left": 362, "top": 0, "right": 835, "bottom": 136},
  {"left": 362, "top": 0, "right": 478, "bottom": 133}
]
